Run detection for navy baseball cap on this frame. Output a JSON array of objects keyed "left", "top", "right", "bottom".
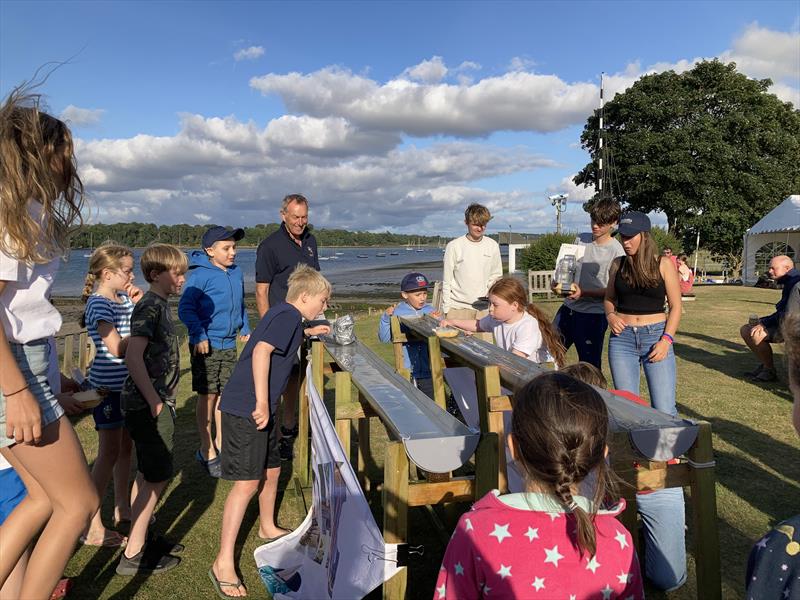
[
  {"left": 202, "top": 226, "right": 245, "bottom": 248},
  {"left": 617, "top": 211, "right": 651, "bottom": 237},
  {"left": 401, "top": 272, "right": 429, "bottom": 292}
]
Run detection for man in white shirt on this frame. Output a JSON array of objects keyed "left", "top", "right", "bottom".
[{"left": 442, "top": 204, "right": 503, "bottom": 319}]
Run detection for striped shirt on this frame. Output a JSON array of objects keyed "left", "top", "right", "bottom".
[{"left": 85, "top": 293, "right": 133, "bottom": 391}]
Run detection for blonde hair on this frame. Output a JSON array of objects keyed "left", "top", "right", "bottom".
[
  {"left": 487, "top": 276, "right": 567, "bottom": 367},
  {"left": 464, "top": 203, "right": 491, "bottom": 226},
  {"left": 0, "top": 82, "right": 84, "bottom": 263},
  {"left": 81, "top": 243, "right": 133, "bottom": 302},
  {"left": 140, "top": 243, "right": 188, "bottom": 283},
  {"left": 286, "top": 264, "right": 331, "bottom": 301}
]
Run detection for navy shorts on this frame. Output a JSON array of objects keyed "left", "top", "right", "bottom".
[
  {"left": 221, "top": 411, "right": 281, "bottom": 480},
  {"left": 93, "top": 390, "right": 125, "bottom": 430}
]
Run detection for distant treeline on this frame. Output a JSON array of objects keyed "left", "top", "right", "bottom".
[{"left": 70, "top": 223, "right": 453, "bottom": 249}]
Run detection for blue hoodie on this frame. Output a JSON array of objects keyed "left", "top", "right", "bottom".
[
  {"left": 178, "top": 250, "right": 251, "bottom": 350},
  {"left": 378, "top": 301, "right": 437, "bottom": 379}
]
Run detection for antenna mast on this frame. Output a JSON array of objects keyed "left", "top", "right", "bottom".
[{"left": 597, "top": 72, "right": 612, "bottom": 200}]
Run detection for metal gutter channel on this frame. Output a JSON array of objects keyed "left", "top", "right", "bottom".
[
  {"left": 400, "top": 315, "right": 699, "bottom": 461},
  {"left": 321, "top": 336, "right": 480, "bottom": 473}
]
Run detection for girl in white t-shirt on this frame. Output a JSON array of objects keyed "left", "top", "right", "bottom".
[
  {"left": 0, "top": 84, "right": 98, "bottom": 599},
  {"left": 442, "top": 276, "right": 566, "bottom": 367}
]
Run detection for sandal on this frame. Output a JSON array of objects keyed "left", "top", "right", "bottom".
[
  {"left": 49, "top": 577, "right": 72, "bottom": 600},
  {"left": 258, "top": 528, "right": 293, "bottom": 542},
  {"left": 79, "top": 530, "right": 127, "bottom": 547},
  {"left": 208, "top": 567, "right": 246, "bottom": 598}
]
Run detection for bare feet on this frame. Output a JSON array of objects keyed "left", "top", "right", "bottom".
[{"left": 80, "top": 528, "right": 127, "bottom": 547}]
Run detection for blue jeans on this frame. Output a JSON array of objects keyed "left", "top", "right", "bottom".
[
  {"left": 637, "top": 488, "right": 688, "bottom": 590},
  {"left": 608, "top": 322, "right": 677, "bottom": 416},
  {"left": 553, "top": 306, "right": 608, "bottom": 369}
]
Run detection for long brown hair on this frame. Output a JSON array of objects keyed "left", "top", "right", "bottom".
[
  {"left": 511, "top": 372, "right": 615, "bottom": 557},
  {"left": 0, "top": 82, "right": 84, "bottom": 263},
  {"left": 619, "top": 231, "right": 662, "bottom": 289},
  {"left": 488, "top": 276, "right": 566, "bottom": 367}
]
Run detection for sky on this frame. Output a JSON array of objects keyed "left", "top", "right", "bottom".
[{"left": 1, "top": 1, "right": 798, "bottom": 236}]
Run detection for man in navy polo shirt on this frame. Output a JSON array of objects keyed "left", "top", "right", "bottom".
[{"left": 255, "top": 194, "right": 321, "bottom": 459}]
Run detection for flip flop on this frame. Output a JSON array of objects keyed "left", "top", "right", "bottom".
[
  {"left": 113, "top": 514, "right": 156, "bottom": 529},
  {"left": 79, "top": 530, "right": 127, "bottom": 547},
  {"left": 258, "top": 529, "right": 292, "bottom": 542},
  {"left": 208, "top": 567, "right": 246, "bottom": 599},
  {"left": 49, "top": 578, "right": 72, "bottom": 600}
]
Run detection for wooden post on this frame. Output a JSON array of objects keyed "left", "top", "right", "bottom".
[
  {"left": 78, "top": 331, "right": 90, "bottom": 375},
  {"left": 62, "top": 335, "right": 74, "bottom": 375},
  {"left": 476, "top": 366, "right": 506, "bottom": 491},
  {"left": 334, "top": 371, "right": 352, "bottom": 465},
  {"left": 426, "top": 335, "right": 446, "bottom": 411},
  {"left": 474, "top": 432, "right": 499, "bottom": 499},
  {"left": 390, "top": 316, "right": 407, "bottom": 372},
  {"left": 383, "top": 441, "right": 409, "bottom": 600},
  {"left": 608, "top": 432, "right": 642, "bottom": 554},
  {"left": 688, "top": 422, "right": 722, "bottom": 599},
  {"left": 297, "top": 375, "right": 310, "bottom": 487},
  {"left": 357, "top": 417, "right": 371, "bottom": 491}
]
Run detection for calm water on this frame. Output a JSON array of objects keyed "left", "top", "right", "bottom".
[{"left": 52, "top": 247, "right": 460, "bottom": 298}]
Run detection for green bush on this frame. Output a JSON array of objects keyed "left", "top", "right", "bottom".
[
  {"left": 519, "top": 232, "right": 576, "bottom": 272},
  {"left": 648, "top": 226, "right": 683, "bottom": 255}
]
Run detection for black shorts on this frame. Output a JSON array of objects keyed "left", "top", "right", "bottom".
[
  {"left": 221, "top": 412, "right": 281, "bottom": 479},
  {"left": 125, "top": 404, "right": 175, "bottom": 483},
  {"left": 190, "top": 346, "right": 237, "bottom": 395},
  {"left": 765, "top": 322, "right": 784, "bottom": 344}
]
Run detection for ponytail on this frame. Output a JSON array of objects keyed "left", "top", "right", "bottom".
[
  {"left": 524, "top": 302, "right": 566, "bottom": 368},
  {"left": 79, "top": 272, "right": 96, "bottom": 327}
]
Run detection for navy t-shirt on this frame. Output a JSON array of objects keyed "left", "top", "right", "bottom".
[
  {"left": 255, "top": 224, "right": 320, "bottom": 308},
  {"left": 220, "top": 302, "right": 303, "bottom": 418}
]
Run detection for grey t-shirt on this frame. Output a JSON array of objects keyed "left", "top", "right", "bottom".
[{"left": 564, "top": 237, "right": 625, "bottom": 314}]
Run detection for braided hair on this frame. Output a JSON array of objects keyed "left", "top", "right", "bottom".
[
  {"left": 79, "top": 243, "right": 133, "bottom": 326},
  {"left": 510, "top": 372, "right": 614, "bottom": 557}
]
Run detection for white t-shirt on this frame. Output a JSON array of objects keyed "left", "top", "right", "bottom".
[
  {"left": 479, "top": 312, "right": 551, "bottom": 363},
  {"left": 442, "top": 235, "right": 503, "bottom": 313},
  {"left": 0, "top": 248, "right": 62, "bottom": 343}
]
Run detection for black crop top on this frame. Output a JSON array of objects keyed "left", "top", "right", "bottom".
[{"left": 614, "top": 266, "right": 666, "bottom": 314}]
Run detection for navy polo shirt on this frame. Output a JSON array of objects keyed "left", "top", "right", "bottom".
[
  {"left": 255, "top": 223, "right": 320, "bottom": 307},
  {"left": 220, "top": 302, "right": 304, "bottom": 418}
]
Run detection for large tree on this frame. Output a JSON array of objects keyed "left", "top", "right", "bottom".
[{"left": 574, "top": 60, "right": 800, "bottom": 277}]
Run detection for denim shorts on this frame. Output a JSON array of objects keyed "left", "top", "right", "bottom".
[{"left": 0, "top": 339, "right": 64, "bottom": 448}]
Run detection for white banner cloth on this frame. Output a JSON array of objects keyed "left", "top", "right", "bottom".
[{"left": 253, "top": 365, "right": 400, "bottom": 599}]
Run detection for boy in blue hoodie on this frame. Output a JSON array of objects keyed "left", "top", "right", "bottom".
[
  {"left": 378, "top": 272, "right": 440, "bottom": 398},
  {"left": 179, "top": 226, "right": 251, "bottom": 477}
]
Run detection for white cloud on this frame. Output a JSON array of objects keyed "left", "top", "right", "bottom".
[
  {"left": 194, "top": 213, "right": 212, "bottom": 222},
  {"left": 234, "top": 46, "right": 265, "bottom": 61},
  {"left": 402, "top": 56, "right": 448, "bottom": 83},
  {"left": 60, "top": 105, "right": 105, "bottom": 127},
  {"left": 508, "top": 56, "right": 536, "bottom": 72}
]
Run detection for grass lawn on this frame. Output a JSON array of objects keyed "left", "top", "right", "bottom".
[{"left": 63, "top": 285, "right": 799, "bottom": 599}]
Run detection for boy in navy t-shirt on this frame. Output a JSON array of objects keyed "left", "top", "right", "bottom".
[{"left": 210, "top": 264, "right": 331, "bottom": 598}]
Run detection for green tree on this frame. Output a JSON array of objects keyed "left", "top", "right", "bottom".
[
  {"left": 519, "top": 232, "right": 576, "bottom": 272},
  {"left": 574, "top": 60, "right": 800, "bottom": 279}
]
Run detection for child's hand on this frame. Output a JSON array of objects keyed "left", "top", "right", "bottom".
[
  {"left": 608, "top": 313, "right": 626, "bottom": 335},
  {"left": 252, "top": 402, "right": 270, "bottom": 430},
  {"left": 384, "top": 304, "right": 396, "bottom": 316},
  {"left": 430, "top": 310, "right": 442, "bottom": 320},
  {"left": 150, "top": 401, "right": 164, "bottom": 419},
  {"left": 306, "top": 324, "right": 331, "bottom": 337},
  {"left": 193, "top": 340, "right": 210, "bottom": 355},
  {"left": 566, "top": 284, "right": 582, "bottom": 300},
  {"left": 55, "top": 392, "right": 86, "bottom": 416},
  {"left": 125, "top": 283, "right": 144, "bottom": 303},
  {"left": 439, "top": 319, "right": 452, "bottom": 328},
  {"left": 239, "top": 334, "right": 250, "bottom": 343}
]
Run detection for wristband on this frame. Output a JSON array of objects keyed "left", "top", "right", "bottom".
[
  {"left": 661, "top": 333, "right": 674, "bottom": 344},
  {"left": 3, "top": 384, "right": 29, "bottom": 398}
]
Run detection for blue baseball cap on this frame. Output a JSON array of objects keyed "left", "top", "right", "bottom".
[
  {"left": 202, "top": 226, "right": 244, "bottom": 248},
  {"left": 617, "top": 211, "right": 651, "bottom": 237},
  {"left": 401, "top": 272, "right": 429, "bottom": 292}
]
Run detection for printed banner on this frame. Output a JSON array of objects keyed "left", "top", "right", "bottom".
[{"left": 254, "top": 365, "right": 400, "bottom": 599}]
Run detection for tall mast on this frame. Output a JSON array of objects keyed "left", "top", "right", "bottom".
[{"left": 597, "top": 72, "right": 611, "bottom": 200}]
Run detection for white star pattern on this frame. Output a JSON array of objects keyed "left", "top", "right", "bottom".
[
  {"left": 570, "top": 595, "right": 577, "bottom": 600},
  {"left": 454, "top": 562, "right": 464, "bottom": 576},
  {"left": 614, "top": 530, "right": 629, "bottom": 549},
  {"left": 436, "top": 583, "right": 446, "bottom": 599},
  {"left": 489, "top": 523, "right": 512, "bottom": 543},
  {"left": 543, "top": 545, "right": 564, "bottom": 568},
  {"left": 524, "top": 527, "right": 539, "bottom": 542},
  {"left": 755, "top": 537, "right": 768, "bottom": 549},
  {"left": 531, "top": 577, "right": 546, "bottom": 591},
  {"left": 617, "top": 570, "right": 632, "bottom": 584},
  {"left": 496, "top": 564, "right": 512, "bottom": 579},
  {"left": 465, "top": 518, "right": 474, "bottom": 532},
  {"left": 586, "top": 556, "right": 602, "bottom": 574},
  {"left": 601, "top": 583, "right": 614, "bottom": 599},
  {"left": 482, "top": 583, "right": 492, "bottom": 595},
  {"left": 781, "top": 564, "right": 788, "bottom": 571},
  {"left": 546, "top": 511, "right": 562, "bottom": 521}
]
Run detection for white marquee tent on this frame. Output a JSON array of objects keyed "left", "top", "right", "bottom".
[{"left": 742, "top": 195, "right": 800, "bottom": 285}]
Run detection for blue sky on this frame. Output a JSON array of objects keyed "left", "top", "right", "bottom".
[{"left": 2, "top": 1, "right": 798, "bottom": 235}]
